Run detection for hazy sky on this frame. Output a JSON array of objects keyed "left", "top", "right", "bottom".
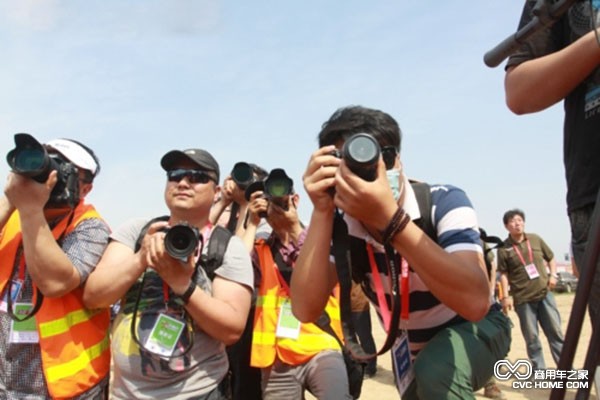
[{"left": 0, "top": 1, "right": 573, "bottom": 260}]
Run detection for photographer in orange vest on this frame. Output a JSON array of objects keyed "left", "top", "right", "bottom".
[
  {"left": 241, "top": 169, "right": 352, "bottom": 400},
  {"left": 0, "top": 135, "right": 111, "bottom": 399}
]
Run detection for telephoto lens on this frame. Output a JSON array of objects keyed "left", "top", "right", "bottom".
[
  {"left": 342, "top": 133, "right": 380, "bottom": 181},
  {"left": 264, "top": 169, "right": 293, "bottom": 198},
  {"left": 231, "top": 162, "right": 254, "bottom": 189},
  {"left": 164, "top": 223, "right": 200, "bottom": 262},
  {"left": 7, "top": 133, "right": 56, "bottom": 183}
]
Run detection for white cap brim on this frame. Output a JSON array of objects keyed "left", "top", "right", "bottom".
[{"left": 46, "top": 139, "right": 98, "bottom": 175}]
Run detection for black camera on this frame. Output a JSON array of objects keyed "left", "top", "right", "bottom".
[
  {"left": 6, "top": 133, "right": 80, "bottom": 208},
  {"left": 245, "top": 168, "right": 294, "bottom": 211},
  {"left": 163, "top": 223, "right": 201, "bottom": 262},
  {"left": 341, "top": 133, "right": 381, "bottom": 182},
  {"left": 231, "top": 162, "right": 255, "bottom": 189}
]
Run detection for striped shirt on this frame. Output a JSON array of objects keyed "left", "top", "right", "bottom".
[{"left": 342, "top": 180, "right": 482, "bottom": 355}]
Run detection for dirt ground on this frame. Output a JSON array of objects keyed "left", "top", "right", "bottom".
[{"left": 314, "top": 292, "right": 597, "bottom": 400}]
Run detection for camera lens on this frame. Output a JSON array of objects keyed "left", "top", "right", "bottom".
[
  {"left": 264, "top": 169, "right": 293, "bottom": 198},
  {"left": 164, "top": 224, "right": 199, "bottom": 261},
  {"left": 266, "top": 179, "right": 291, "bottom": 198},
  {"left": 231, "top": 162, "right": 254, "bottom": 189},
  {"left": 342, "top": 133, "right": 380, "bottom": 181},
  {"left": 13, "top": 147, "right": 47, "bottom": 171}
]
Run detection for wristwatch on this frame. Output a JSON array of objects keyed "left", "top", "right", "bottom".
[{"left": 175, "top": 281, "right": 197, "bottom": 306}]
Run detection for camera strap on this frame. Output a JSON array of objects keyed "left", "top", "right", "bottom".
[
  {"left": 5, "top": 209, "right": 75, "bottom": 322},
  {"left": 331, "top": 210, "right": 401, "bottom": 362}
]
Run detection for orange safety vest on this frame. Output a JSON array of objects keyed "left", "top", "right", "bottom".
[
  {"left": 0, "top": 202, "right": 111, "bottom": 399},
  {"left": 251, "top": 239, "right": 343, "bottom": 368}
]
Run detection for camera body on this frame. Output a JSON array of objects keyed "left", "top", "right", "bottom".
[
  {"left": 6, "top": 133, "right": 81, "bottom": 208},
  {"left": 341, "top": 133, "right": 380, "bottom": 182},
  {"left": 163, "top": 223, "right": 201, "bottom": 262}
]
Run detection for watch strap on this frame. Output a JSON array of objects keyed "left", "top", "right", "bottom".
[{"left": 178, "top": 280, "right": 197, "bottom": 305}]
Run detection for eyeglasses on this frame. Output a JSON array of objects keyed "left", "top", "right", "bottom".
[
  {"left": 167, "top": 169, "right": 215, "bottom": 184},
  {"left": 381, "top": 146, "right": 398, "bottom": 170}
]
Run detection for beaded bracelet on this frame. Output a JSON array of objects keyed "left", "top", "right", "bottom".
[{"left": 381, "top": 207, "right": 411, "bottom": 244}]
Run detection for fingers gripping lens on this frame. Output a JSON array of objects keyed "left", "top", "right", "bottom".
[{"left": 167, "top": 169, "right": 214, "bottom": 184}]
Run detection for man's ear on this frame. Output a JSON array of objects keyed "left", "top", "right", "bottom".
[
  {"left": 80, "top": 182, "right": 93, "bottom": 198},
  {"left": 291, "top": 193, "right": 300, "bottom": 209}
]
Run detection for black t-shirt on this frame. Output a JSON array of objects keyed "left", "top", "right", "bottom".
[{"left": 507, "top": 1, "right": 600, "bottom": 212}]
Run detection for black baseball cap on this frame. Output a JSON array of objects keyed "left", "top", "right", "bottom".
[{"left": 160, "top": 148, "right": 220, "bottom": 182}]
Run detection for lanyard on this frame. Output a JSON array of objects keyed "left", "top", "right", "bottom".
[
  {"left": 366, "top": 244, "right": 409, "bottom": 331},
  {"left": 512, "top": 239, "right": 534, "bottom": 267}
]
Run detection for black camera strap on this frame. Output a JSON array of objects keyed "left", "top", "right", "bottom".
[
  {"left": 332, "top": 210, "right": 401, "bottom": 362},
  {"left": 5, "top": 209, "right": 75, "bottom": 322}
]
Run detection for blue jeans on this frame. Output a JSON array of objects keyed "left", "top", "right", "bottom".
[
  {"left": 569, "top": 203, "right": 600, "bottom": 325},
  {"left": 514, "top": 292, "right": 564, "bottom": 370}
]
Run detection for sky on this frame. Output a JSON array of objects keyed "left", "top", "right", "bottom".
[{"left": 0, "top": 1, "right": 573, "bottom": 261}]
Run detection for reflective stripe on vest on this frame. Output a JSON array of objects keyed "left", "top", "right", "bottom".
[
  {"left": 250, "top": 240, "right": 343, "bottom": 368},
  {"left": 0, "top": 202, "right": 111, "bottom": 399}
]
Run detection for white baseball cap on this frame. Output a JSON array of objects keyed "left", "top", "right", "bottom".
[{"left": 46, "top": 138, "right": 99, "bottom": 176}]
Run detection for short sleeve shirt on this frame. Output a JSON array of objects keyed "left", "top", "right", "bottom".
[{"left": 497, "top": 233, "right": 554, "bottom": 305}]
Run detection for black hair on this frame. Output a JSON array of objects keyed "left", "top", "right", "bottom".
[
  {"left": 317, "top": 105, "right": 401, "bottom": 152},
  {"left": 249, "top": 163, "right": 268, "bottom": 181},
  {"left": 503, "top": 208, "right": 525, "bottom": 225}
]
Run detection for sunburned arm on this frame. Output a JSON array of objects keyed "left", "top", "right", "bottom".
[
  {"left": 182, "top": 276, "right": 252, "bottom": 345},
  {"left": 505, "top": 30, "right": 600, "bottom": 114},
  {"left": 290, "top": 208, "right": 339, "bottom": 323},
  {"left": 83, "top": 240, "right": 147, "bottom": 309}
]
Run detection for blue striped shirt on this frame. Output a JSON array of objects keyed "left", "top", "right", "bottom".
[{"left": 342, "top": 181, "right": 482, "bottom": 355}]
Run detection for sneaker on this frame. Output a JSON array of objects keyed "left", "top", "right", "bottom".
[{"left": 483, "top": 381, "right": 507, "bottom": 400}]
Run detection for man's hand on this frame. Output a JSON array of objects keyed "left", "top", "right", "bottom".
[
  {"left": 501, "top": 296, "right": 513, "bottom": 315},
  {"left": 4, "top": 171, "right": 57, "bottom": 215},
  {"left": 302, "top": 146, "right": 340, "bottom": 212}
]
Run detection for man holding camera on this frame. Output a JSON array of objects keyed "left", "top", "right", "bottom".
[
  {"left": 241, "top": 169, "right": 352, "bottom": 400},
  {"left": 83, "top": 148, "right": 253, "bottom": 399},
  {"left": 290, "top": 105, "right": 511, "bottom": 399},
  {"left": 0, "top": 136, "right": 111, "bottom": 399}
]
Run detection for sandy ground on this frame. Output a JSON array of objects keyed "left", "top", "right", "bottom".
[{"left": 312, "top": 292, "right": 597, "bottom": 400}]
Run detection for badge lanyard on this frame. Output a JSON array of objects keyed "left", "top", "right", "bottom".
[
  {"left": 366, "top": 244, "right": 409, "bottom": 331},
  {"left": 512, "top": 240, "right": 534, "bottom": 267}
]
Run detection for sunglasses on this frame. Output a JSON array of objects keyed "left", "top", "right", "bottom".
[
  {"left": 381, "top": 146, "right": 398, "bottom": 170},
  {"left": 167, "top": 169, "right": 215, "bottom": 184}
]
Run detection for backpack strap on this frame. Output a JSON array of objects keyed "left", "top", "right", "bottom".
[
  {"left": 409, "top": 181, "right": 437, "bottom": 241},
  {"left": 134, "top": 215, "right": 170, "bottom": 252},
  {"left": 202, "top": 225, "right": 233, "bottom": 281}
]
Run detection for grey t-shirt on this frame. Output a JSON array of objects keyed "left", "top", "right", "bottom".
[{"left": 109, "top": 218, "right": 253, "bottom": 400}]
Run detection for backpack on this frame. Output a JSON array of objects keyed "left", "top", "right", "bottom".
[
  {"left": 410, "top": 181, "right": 504, "bottom": 279},
  {"left": 134, "top": 216, "right": 233, "bottom": 280}
]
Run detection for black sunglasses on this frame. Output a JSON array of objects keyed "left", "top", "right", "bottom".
[
  {"left": 167, "top": 169, "right": 215, "bottom": 184},
  {"left": 381, "top": 146, "right": 398, "bottom": 170}
]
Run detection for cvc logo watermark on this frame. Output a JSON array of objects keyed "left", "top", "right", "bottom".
[{"left": 493, "top": 359, "right": 590, "bottom": 390}]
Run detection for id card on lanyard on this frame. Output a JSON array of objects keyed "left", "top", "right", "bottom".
[{"left": 513, "top": 240, "right": 539, "bottom": 280}]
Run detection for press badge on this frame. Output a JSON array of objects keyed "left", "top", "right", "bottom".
[
  {"left": 144, "top": 313, "right": 186, "bottom": 357},
  {"left": 0, "top": 280, "right": 23, "bottom": 313},
  {"left": 9, "top": 303, "right": 39, "bottom": 343},
  {"left": 392, "top": 331, "right": 414, "bottom": 396},
  {"left": 525, "top": 263, "right": 540, "bottom": 279},
  {"left": 275, "top": 300, "right": 301, "bottom": 339}
]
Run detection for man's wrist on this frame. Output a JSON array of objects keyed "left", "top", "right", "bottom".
[{"left": 174, "top": 280, "right": 197, "bottom": 305}]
